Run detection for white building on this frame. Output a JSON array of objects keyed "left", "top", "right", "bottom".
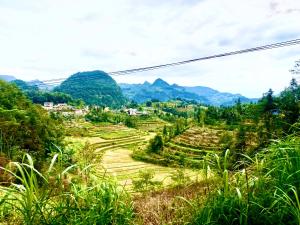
[
  {"left": 127, "top": 108, "right": 138, "bottom": 115},
  {"left": 43, "top": 102, "right": 54, "bottom": 110}
]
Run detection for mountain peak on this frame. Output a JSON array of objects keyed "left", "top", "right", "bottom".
[
  {"left": 55, "top": 70, "right": 125, "bottom": 108},
  {"left": 152, "top": 78, "right": 169, "bottom": 87},
  {"left": 143, "top": 81, "right": 151, "bottom": 86}
]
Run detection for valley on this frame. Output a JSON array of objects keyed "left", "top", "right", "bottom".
[{"left": 1, "top": 70, "right": 300, "bottom": 225}]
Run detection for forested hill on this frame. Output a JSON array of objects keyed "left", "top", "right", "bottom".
[
  {"left": 120, "top": 78, "right": 255, "bottom": 106},
  {"left": 54, "top": 70, "right": 126, "bottom": 108}
]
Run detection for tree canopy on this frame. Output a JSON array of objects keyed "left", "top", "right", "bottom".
[{"left": 0, "top": 80, "right": 64, "bottom": 161}]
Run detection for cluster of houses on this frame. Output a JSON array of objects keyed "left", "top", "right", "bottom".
[
  {"left": 42, "top": 102, "right": 153, "bottom": 117},
  {"left": 42, "top": 102, "right": 89, "bottom": 116},
  {"left": 125, "top": 108, "right": 148, "bottom": 116}
]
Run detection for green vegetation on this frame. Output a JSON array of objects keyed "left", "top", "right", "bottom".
[
  {"left": 55, "top": 70, "right": 126, "bottom": 108},
  {"left": 0, "top": 154, "right": 133, "bottom": 224},
  {"left": 1, "top": 70, "right": 300, "bottom": 224},
  {"left": 189, "top": 137, "right": 300, "bottom": 225},
  {"left": 147, "top": 135, "right": 164, "bottom": 153},
  {"left": 0, "top": 80, "right": 64, "bottom": 162},
  {"left": 132, "top": 169, "right": 162, "bottom": 192},
  {"left": 11, "top": 79, "right": 84, "bottom": 106}
]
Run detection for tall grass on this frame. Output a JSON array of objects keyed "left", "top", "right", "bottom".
[
  {"left": 0, "top": 154, "right": 133, "bottom": 224},
  {"left": 189, "top": 136, "right": 300, "bottom": 225}
]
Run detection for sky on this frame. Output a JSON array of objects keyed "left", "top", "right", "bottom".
[{"left": 0, "top": 0, "right": 300, "bottom": 98}]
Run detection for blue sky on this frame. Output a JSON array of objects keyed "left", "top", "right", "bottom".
[{"left": 0, "top": 0, "right": 300, "bottom": 97}]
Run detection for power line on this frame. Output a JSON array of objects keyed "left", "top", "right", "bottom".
[
  {"left": 109, "top": 38, "right": 300, "bottom": 75},
  {"left": 40, "top": 38, "right": 300, "bottom": 86}
]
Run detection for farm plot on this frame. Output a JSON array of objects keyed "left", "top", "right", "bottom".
[
  {"left": 87, "top": 130, "right": 201, "bottom": 191},
  {"left": 66, "top": 122, "right": 204, "bottom": 191},
  {"left": 160, "top": 127, "right": 229, "bottom": 167},
  {"left": 136, "top": 117, "right": 168, "bottom": 132},
  {"left": 100, "top": 148, "right": 202, "bottom": 191},
  {"left": 172, "top": 127, "right": 227, "bottom": 150}
]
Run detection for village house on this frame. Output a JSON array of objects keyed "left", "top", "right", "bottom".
[{"left": 43, "top": 102, "right": 54, "bottom": 110}]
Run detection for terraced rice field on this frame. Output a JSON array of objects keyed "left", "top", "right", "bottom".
[
  {"left": 161, "top": 127, "right": 228, "bottom": 167},
  {"left": 101, "top": 149, "right": 201, "bottom": 191},
  {"left": 67, "top": 122, "right": 203, "bottom": 191},
  {"left": 136, "top": 117, "right": 169, "bottom": 132},
  {"left": 173, "top": 127, "right": 226, "bottom": 149},
  {"left": 92, "top": 133, "right": 200, "bottom": 191}
]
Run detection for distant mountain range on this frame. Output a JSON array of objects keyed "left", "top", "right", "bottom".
[
  {"left": 0, "top": 75, "right": 16, "bottom": 82},
  {"left": 0, "top": 75, "right": 57, "bottom": 90},
  {"left": 2, "top": 73, "right": 257, "bottom": 106},
  {"left": 120, "top": 78, "right": 257, "bottom": 106}
]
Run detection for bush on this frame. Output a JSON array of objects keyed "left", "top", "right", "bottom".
[
  {"left": 147, "top": 135, "right": 164, "bottom": 153},
  {"left": 125, "top": 116, "right": 137, "bottom": 128},
  {"left": 132, "top": 169, "right": 162, "bottom": 192}
]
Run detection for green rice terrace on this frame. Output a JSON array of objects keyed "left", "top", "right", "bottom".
[{"left": 66, "top": 121, "right": 202, "bottom": 192}]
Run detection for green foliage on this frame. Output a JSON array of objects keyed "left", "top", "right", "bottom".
[
  {"left": 189, "top": 137, "right": 300, "bottom": 225},
  {"left": 85, "top": 107, "right": 126, "bottom": 124},
  {"left": 11, "top": 79, "right": 84, "bottom": 106},
  {"left": 124, "top": 116, "right": 138, "bottom": 128},
  {"left": 0, "top": 154, "right": 133, "bottom": 224},
  {"left": 0, "top": 80, "right": 64, "bottom": 161},
  {"left": 147, "top": 135, "right": 164, "bottom": 153},
  {"left": 171, "top": 169, "right": 191, "bottom": 186},
  {"left": 55, "top": 70, "right": 126, "bottom": 108},
  {"left": 132, "top": 169, "right": 162, "bottom": 192}
]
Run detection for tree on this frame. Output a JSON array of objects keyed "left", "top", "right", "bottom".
[
  {"left": 124, "top": 116, "right": 137, "bottom": 128},
  {"left": 278, "top": 79, "right": 300, "bottom": 132},
  {"left": 147, "top": 135, "right": 163, "bottom": 153},
  {"left": 146, "top": 101, "right": 152, "bottom": 107},
  {"left": 162, "top": 125, "right": 168, "bottom": 137},
  {"left": 235, "top": 126, "right": 247, "bottom": 151}
]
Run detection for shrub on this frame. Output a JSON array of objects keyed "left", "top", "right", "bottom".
[
  {"left": 147, "top": 135, "right": 164, "bottom": 153},
  {"left": 132, "top": 169, "right": 162, "bottom": 192}
]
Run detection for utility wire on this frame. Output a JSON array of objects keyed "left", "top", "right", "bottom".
[
  {"left": 109, "top": 38, "right": 300, "bottom": 75},
  {"left": 40, "top": 38, "right": 300, "bottom": 86}
]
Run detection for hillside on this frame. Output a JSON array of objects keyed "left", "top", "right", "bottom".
[
  {"left": 119, "top": 78, "right": 255, "bottom": 106},
  {"left": 55, "top": 70, "right": 126, "bottom": 108},
  {"left": 184, "top": 86, "right": 255, "bottom": 106},
  {"left": 120, "top": 78, "right": 208, "bottom": 104}
]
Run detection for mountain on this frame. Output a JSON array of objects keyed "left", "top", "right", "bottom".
[
  {"left": 11, "top": 79, "right": 38, "bottom": 91},
  {"left": 55, "top": 70, "right": 126, "bottom": 108},
  {"left": 184, "top": 86, "right": 255, "bottom": 106},
  {"left": 0, "top": 75, "right": 16, "bottom": 82},
  {"left": 27, "top": 79, "right": 57, "bottom": 90},
  {"left": 152, "top": 78, "right": 170, "bottom": 88},
  {"left": 120, "top": 79, "right": 208, "bottom": 103},
  {"left": 119, "top": 78, "right": 256, "bottom": 106}
]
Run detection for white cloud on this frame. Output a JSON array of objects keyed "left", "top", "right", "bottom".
[{"left": 0, "top": 0, "right": 300, "bottom": 97}]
